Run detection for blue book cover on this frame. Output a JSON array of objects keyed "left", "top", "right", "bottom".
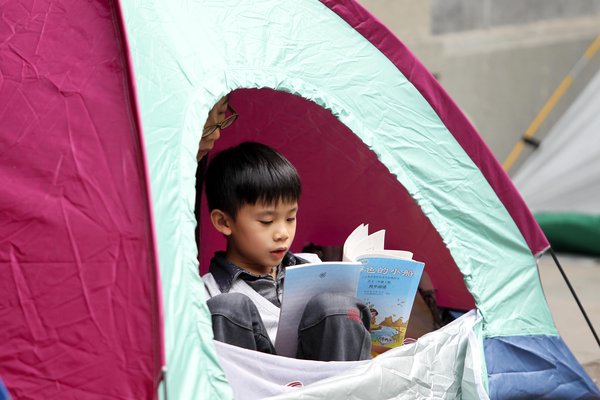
[
  {"left": 356, "top": 255, "right": 425, "bottom": 356},
  {"left": 275, "top": 261, "right": 363, "bottom": 358}
]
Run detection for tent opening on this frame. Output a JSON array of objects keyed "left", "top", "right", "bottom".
[{"left": 195, "top": 88, "right": 474, "bottom": 341}]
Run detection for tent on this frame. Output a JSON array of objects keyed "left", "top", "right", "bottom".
[
  {"left": 1, "top": 0, "right": 599, "bottom": 398},
  {"left": 512, "top": 67, "right": 600, "bottom": 256}
]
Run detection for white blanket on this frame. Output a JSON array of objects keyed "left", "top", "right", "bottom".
[{"left": 214, "top": 310, "right": 489, "bottom": 399}]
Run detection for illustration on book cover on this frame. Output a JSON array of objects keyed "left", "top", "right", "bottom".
[{"left": 356, "top": 256, "right": 424, "bottom": 355}]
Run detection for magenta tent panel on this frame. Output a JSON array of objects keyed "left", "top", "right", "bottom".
[
  {"left": 321, "top": 0, "right": 549, "bottom": 256},
  {"left": 0, "top": 1, "right": 163, "bottom": 398},
  {"left": 199, "top": 89, "right": 475, "bottom": 311}
]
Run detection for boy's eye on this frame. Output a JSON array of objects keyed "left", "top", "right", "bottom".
[
  {"left": 287, "top": 217, "right": 296, "bottom": 222},
  {"left": 259, "top": 220, "right": 273, "bottom": 225}
]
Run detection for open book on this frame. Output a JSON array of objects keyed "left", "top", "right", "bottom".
[{"left": 275, "top": 224, "right": 424, "bottom": 358}]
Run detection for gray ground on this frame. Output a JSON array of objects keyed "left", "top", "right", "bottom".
[{"left": 537, "top": 253, "right": 600, "bottom": 386}]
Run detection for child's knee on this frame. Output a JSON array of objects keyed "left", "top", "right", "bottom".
[
  {"left": 207, "top": 292, "right": 253, "bottom": 314},
  {"left": 207, "top": 292, "right": 264, "bottom": 333},
  {"left": 302, "top": 293, "right": 370, "bottom": 329}
]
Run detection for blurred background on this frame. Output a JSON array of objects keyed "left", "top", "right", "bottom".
[{"left": 358, "top": 0, "right": 600, "bottom": 384}]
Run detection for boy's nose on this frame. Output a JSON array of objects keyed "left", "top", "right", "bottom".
[{"left": 273, "top": 226, "right": 289, "bottom": 241}]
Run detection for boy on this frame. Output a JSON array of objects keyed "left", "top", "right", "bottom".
[{"left": 202, "top": 142, "right": 371, "bottom": 361}]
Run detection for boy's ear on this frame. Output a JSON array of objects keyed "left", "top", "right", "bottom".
[{"left": 210, "top": 209, "right": 232, "bottom": 236}]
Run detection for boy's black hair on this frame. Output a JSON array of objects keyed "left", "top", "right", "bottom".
[{"left": 205, "top": 142, "right": 301, "bottom": 218}]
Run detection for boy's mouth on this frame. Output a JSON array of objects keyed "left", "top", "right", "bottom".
[{"left": 270, "top": 248, "right": 287, "bottom": 258}]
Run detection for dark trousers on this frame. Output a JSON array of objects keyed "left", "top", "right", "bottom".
[{"left": 207, "top": 292, "right": 372, "bottom": 361}]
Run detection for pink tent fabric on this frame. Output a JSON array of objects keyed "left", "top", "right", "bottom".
[{"left": 0, "top": 1, "right": 163, "bottom": 398}]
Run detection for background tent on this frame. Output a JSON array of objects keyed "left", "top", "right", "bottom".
[
  {"left": 1, "top": 0, "right": 599, "bottom": 399},
  {"left": 513, "top": 67, "right": 600, "bottom": 256}
]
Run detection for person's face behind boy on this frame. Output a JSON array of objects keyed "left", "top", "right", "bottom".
[
  {"left": 197, "top": 96, "right": 234, "bottom": 161},
  {"left": 212, "top": 199, "right": 298, "bottom": 276}
]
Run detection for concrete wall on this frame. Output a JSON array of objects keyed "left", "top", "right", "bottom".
[{"left": 358, "top": 0, "right": 600, "bottom": 173}]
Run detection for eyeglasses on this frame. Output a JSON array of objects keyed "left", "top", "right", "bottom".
[{"left": 202, "top": 104, "right": 238, "bottom": 138}]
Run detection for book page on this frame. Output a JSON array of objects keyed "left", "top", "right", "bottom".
[
  {"left": 350, "top": 229, "right": 385, "bottom": 258},
  {"left": 358, "top": 249, "right": 414, "bottom": 260},
  {"left": 342, "top": 223, "right": 368, "bottom": 261},
  {"left": 343, "top": 227, "right": 386, "bottom": 262},
  {"left": 275, "top": 262, "right": 362, "bottom": 358}
]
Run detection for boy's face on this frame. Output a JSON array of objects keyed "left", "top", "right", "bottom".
[{"left": 224, "top": 200, "right": 298, "bottom": 275}]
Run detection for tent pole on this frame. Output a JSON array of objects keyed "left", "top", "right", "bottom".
[
  {"left": 549, "top": 249, "right": 600, "bottom": 348},
  {"left": 503, "top": 35, "right": 600, "bottom": 173}
]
